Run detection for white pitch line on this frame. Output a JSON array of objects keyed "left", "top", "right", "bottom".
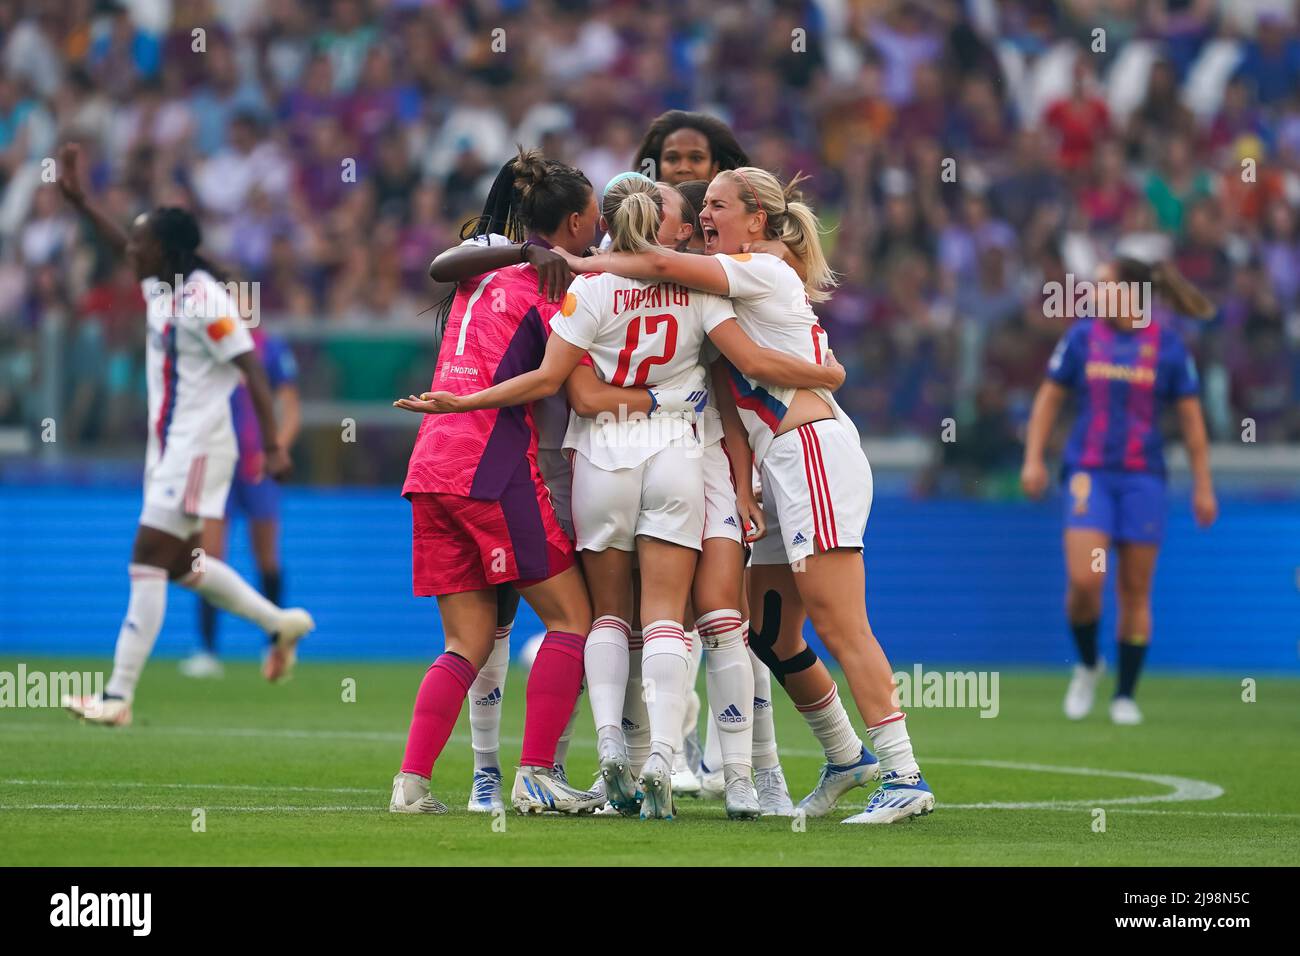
[
  {"left": 1, "top": 778, "right": 377, "bottom": 795},
  {"left": 0, "top": 804, "right": 379, "bottom": 813}
]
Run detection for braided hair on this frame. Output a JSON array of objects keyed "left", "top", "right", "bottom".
[{"left": 147, "top": 207, "right": 224, "bottom": 282}]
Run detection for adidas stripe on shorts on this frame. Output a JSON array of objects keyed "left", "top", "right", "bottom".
[
  {"left": 140, "top": 452, "right": 236, "bottom": 538},
  {"left": 750, "top": 418, "right": 872, "bottom": 566},
  {"left": 701, "top": 441, "right": 743, "bottom": 544}
]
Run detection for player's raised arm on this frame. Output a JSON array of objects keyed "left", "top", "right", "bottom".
[
  {"left": 394, "top": 332, "right": 588, "bottom": 415},
  {"left": 706, "top": 318, "right": 843, "bottom": 390},
  {"left": 56, "top": 142, "right": 129, "bottom": 256},
  {"left": 430, "top": 241, "right": 573, "bottom": 302},
  {"left": 555, "top": 246, "right": 731, "bottom": 295}
]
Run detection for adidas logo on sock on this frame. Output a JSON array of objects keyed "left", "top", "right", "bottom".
[
  {"left": 717, "top": 704, "right": 745, "bottom": 724},
  {"left": 791, "top": 531, "right": 807, "bottom": 546},
  {"left": 753, "top": 697, "right": 769, "bottom": 710},
  {"left": 473, "top": 687, "right": 502, "bottom": 706},
  {"left": 621, "top": 716, "right": 637, "bottom": 731}
]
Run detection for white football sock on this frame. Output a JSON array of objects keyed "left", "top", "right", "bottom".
[
  {"left": 702, "top": 693, "right": 722, "bottom": 774},
  {"left": 105, "top": 564, "right": 169, "bottom": 701},
  {"left": 180, "top": 557, "right": 281, "bottom": 633},
  {"left": 622, "top": 636, "right": 650, "bottom": 774},
  {"left": 641, "top": 620, "right": 691, "bottom": 764},
  {"left": 798, "top": 683, "right": 863, "bottom": 766},
  {"left": 749, "top": 645, "right": 780, "bottom": 771},
  {"left": 584, "top": 615, "right": 630, "bottom": 756},
  {"left": 697, "top": 609, "right": 753, "bottom": 774},
  {"left": 468, "top": 625, "right": 510, "bottom": 772},
  {"left": 681, "top": 631, "right": 702, "bottom": 742},
  {"left": 867, "top": 712, "right": 920, "bottom": 777}
]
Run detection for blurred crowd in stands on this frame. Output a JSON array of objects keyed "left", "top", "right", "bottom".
[{"left": 2, "top": 0, "right": 1300, "bottom": 487}]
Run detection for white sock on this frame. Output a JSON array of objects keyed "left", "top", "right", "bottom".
[
  {"left": 469, "top": 625, "right": 510, "bottom": 771},
  {"left": 749, "top": 645, "right": 780, "bottom": 771},
  {"left": 798, "top": 683, "right": 863, "bottom": 766},
  {"left": 555, "top": 693, "right": 581, "bottom": 769},
  {"left": 180, "top": 557, "right": 281, "bottom": 633},
  {"left": 702, "top": 692, "right": 722, "bottom": 774},
  {"left": 584, "top": 615, "right": 630, "bottom": 756},
  {"left": 681, "top": 632, "right": 702, "bottom": 743},
  {"left": 867, "top": 712, "right": 920, "bottom": 777},
  {"left": 106, "top": 564, "right": 168, "bottom": 701},
  {"left": 623, "top": 637, "right": 650, "bottom": 774},
  {"left": 697, "top": 609, "right": 753, "bottom": 774},
  {"left": 641, "top": 620, "right": 691, "bottom": 764}
]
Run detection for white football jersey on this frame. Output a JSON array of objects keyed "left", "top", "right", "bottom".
[
  {"left": 141, "top": 269, "right": 255, "bottom": 472},
  {"left": 714, "top": 253, "right": 857, "bottom": 464},
  {"left": 549, "top": 272, "right": 732, "bottom": 469}
]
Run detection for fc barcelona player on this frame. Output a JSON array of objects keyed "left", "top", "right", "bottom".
[{"left": 1022, "top": 258, "right": 1217, "bottom": 725}]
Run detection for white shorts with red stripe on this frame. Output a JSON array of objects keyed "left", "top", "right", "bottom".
[
  {"left": 140, "top": 452, "right": 236, "bottom": 538},
  {"left": 701, "top": 441, "right": 743, "bottom": 544},
  {"left": 750, "top": 418, "right": 872, "bottom": 566}
]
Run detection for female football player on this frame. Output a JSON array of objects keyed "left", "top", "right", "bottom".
[
  {"left": 397, "top": 173, "right": 842, "bottom": 820},
  {"left": 1021, "top": 257, "right": 1217, "bottom": 725},
  {"left": 547, "top": 167, "right": 938, "bottom": 824},
  {"left": 55, "top": 143, "right": 313, "bottom": 727},
  {"left": 389, "top": 149, "right": 608, "bottom": 815},
  {"left": 633, "top": 110, "right": 749, "bottom": 187}
]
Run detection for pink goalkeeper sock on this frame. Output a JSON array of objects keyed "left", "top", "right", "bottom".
[
  {"left": 519, "top": 630, "right": 586, "bottom": 768},
  {"left": 400, "top": 652, "right": 478, "bottom": 778}
]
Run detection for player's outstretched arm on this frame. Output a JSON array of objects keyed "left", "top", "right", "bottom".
[
  {"left": 56, "top": 142, "right": 128, "bottom": 256},
  {"left": 707, "top": 319, "right": 844, "bottom": 390},
  {"left": 232, "top": 351, "right": 290, "bottom": 479},
  {"left": 394, "top": 333, "right": 587, "bottom": 415},
  {"left": 565, "top": 363, "right": 653, "bottom": 418},
  {"left": 554, "top": 247, "right": 730, "bottom": 296},
  {"left": 1177, "top": 395, "right": 1218, "bottom": 527},
  {"left": 429, "top": 242, "right": 572, "bottom": 302},
  {"left": 1020, "top": 380, "right": 1066, "bottom": 499}
]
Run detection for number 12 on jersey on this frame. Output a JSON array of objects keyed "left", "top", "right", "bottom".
[{"left": 611, "top": 313, "right": 678, "bottom": 387}]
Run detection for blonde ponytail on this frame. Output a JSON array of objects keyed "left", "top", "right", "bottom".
[
  {"left": 720, "top": 167, "right": 838, "bottom": 302},
  {"left": 603, "top": 174, "right": 662, "bottom": 254}
]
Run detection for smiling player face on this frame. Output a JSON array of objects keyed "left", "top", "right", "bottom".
[{"left": 658, "top": 128, "right": 717, "bottom": 186}]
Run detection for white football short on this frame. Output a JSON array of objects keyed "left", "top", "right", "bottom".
[
  {"left": 749, "top": 418, "right": 872, "bottom": 566},
  {"left": 701, "top": 441, "right": 743, "bottom": 544},
  {"left": 537, "top": 447, "right": 574, "bottom": 540},
  {"left": 140, "top": 453, "right": 236, "bottom": 539},
  {"left": 571, "top": 444, "right": 704, "bottom": 552}
]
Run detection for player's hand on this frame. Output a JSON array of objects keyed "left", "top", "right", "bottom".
[
  {"left": 1193, "top": 483, "right": 1218, "bottom": 527},
  {"left": 738, "top": 495, "right": 766, "bottom": 543},
  {"left": 56, "top": 142, "right": 85, "bottom": 206},
  {"left": 555, "top": 248, "right": 595, "bottom": 274},
  {"left": 1020, "top": 458, "right": 1049, "bottom": 499},
  {"left": 263, "top": 445, "right": 291, "bottom": 480},
  {"left": 393, "top": 391, "right": 461, "bottom": 414},
  {"left": 823, "top": 349, "right": 845, "bottom": 390},
  {"left": 525, "top": 245, "right": 573, "bottom": 303}
]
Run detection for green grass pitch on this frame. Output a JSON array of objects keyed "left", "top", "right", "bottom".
[{"left": 1, "top": 658, "right": 1297, "bottom": 866}]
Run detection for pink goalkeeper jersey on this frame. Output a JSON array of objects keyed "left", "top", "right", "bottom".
[{"left": 403, "top": 262, "right": 554, "bottom": 500}]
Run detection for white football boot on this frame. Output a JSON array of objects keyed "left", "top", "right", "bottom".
[
  {"left": 599, "top": 746, "right": 642, "bottom": 816},
  {"left": 511, "top": 766, "right": 605, "bottom": 815},
  {"left": 638, "top": 753, "right": 675, "bottom": 820},
  {"left": 179, "top": 652, "right": 224, "bottom": 679},
  {"left": 671, "top": 749, "right": 702, "bottom": 796},
  {"left": 796, "top": 746, "right": 882, "bottom": 818},
  {"left": 389, "top": 772, "right": 447, "bottom": 814},
  {"left": 63, "top": 694, "right": 131, "bottom": 727},
  {"left": 698, "top": 764, "right": 725, "bottom": 800},
  {"left": 1064, "top": 660, "right": 1105, "bottom": 720},
  {"left": 755, "top": 764, "right": 797, "bottom": 816},
  {"left": 262, "top": 607, "right": 315, "bottom": 683},
  {"left": 1110, "top": 695, "right": 1143, "bottom": 725},
  {"left": 841, "top": 770, "right": 935, "bottom": 824},
  {"left": 467, "top": 767, "right": 505, "bottom": 813},
  {"left": 723, "top": 767, "right": 761, "bottom": 820}
]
